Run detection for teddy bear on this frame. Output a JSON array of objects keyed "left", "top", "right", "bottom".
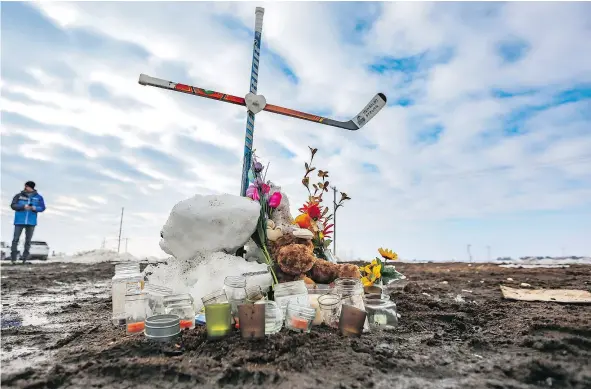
[{"left": 269, "top": 228, "right": 360, "bottom": 285}]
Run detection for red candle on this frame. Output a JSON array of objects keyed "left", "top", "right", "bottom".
[
  {"left": 127, "top": 321, "right": 145, "bottom": 333},
  {"left": 291, "top": 317, "right": 309, "bottom": 330},
  {"left": 180, "top": 319, "right": 194, "bottom": 329}
]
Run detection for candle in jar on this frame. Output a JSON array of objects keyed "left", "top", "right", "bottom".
[
  {"left": 205, "top": 303, "right": 232, "bottom": 339},
  {"left": 308, "top": 294, "right": 323, "bottom": 325}
]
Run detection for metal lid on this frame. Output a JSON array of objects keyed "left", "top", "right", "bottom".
[{"left": 144, "top": 314, "right": 181, "bottom": 342}]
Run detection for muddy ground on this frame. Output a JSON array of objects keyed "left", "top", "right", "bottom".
[{"left": 1, "top": 261, "right": 590, "bottom": 389}]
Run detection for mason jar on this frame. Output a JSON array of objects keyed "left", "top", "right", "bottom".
[
  {"left": 334, "top": 277, "right": 369, "bottom": 332},
  {"left": 163, "top": 294, "right": 195, "bottom": 330},
  {"left": 318, "top": 293, "right": 342, "bottom": 328},
  {"left": 285, "top": 302, "right": 316, "bottom": 333},
  {"left": 112, "top": 263, "right": 143, "bottom": 326},
  {"left": 223, "top": 276, "right": 247, "bottom": 317},
  {"left": 273, "top": 280, "right": 309, "bottom": 319},
  {"left": 125, "top": 294, "right": 147, "bottom": 334},
  {"left": 144, "top": 284, "right": 173, "bottom": 317},
  {"left": 364, "top": 294, "right": 398, "bottom": 330}
]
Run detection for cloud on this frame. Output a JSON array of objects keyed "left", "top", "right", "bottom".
[{"left": 1, "top": 2, "right": 590, "bottom": 260}]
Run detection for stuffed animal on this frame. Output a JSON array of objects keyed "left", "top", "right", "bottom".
[{"left": 269, "top": 229, "right": 360, "bottom": 285}]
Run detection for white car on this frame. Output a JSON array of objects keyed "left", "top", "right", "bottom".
[{"left": 1, "top": 241, "right": 50, "bottom": 261}]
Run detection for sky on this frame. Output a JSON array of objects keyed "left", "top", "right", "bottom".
[{"left": 1, "top": 1, "right": 590, "bottom": 261}]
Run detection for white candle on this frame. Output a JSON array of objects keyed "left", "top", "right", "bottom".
[{"left": 308, "top": 294, "right": 323, "bottom": 325}]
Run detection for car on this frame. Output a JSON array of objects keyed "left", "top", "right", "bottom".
[{"left": 0, "top": 241, "right": 50, "bottom": 261}]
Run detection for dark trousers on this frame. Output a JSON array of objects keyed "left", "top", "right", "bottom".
[{"left": 11, "top": 225, "right": 35, "bottom": 261}]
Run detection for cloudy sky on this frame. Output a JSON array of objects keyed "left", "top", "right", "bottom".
[{"left": 1, "top": 2, "right": 590, "bottom": 261}]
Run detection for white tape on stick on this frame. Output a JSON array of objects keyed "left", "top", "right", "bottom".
[{"left": 254, "top": 7, "right": 264, "bottom": 33}]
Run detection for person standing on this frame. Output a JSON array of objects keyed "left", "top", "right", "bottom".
[{"left": 10, "top": 181, "right": 46, "bottom": 264}]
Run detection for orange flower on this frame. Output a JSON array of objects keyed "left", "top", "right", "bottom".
[{"left": 293, "top": 214, "right": 312, "bottom": 229}]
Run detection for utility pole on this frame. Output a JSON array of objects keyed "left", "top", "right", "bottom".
[
  {"left": 332, "top": 186, "right": 337, "bottom": 256},
  {"left": 486, "top": 245, "right": 491, "bottom": 262},
  {"left": 467, "top": 244, "right": 473, "bottom": 263},
  {"left": 117, "top": 207, "right": 124, "bottom": 254}
]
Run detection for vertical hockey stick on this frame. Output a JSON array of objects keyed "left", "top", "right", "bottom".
[{"left": 240, "top": 7, "right": 265, "bottom": 197}]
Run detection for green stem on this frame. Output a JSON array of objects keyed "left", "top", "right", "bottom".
[{"left": 262, "top": 245, "right": 279, "bottom": 285}]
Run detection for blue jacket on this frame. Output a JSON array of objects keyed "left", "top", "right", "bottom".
[{"left": 11, "top": 191, "right": 46, "bottom": 226}]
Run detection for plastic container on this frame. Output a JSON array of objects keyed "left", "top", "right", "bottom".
[
  {"left": 318, "top": 293, "right": 342, "bottom": 328},
  {"left": 255, "top": 300, "right": 283, "bottom": 334},
  {"left": 164, "top": 294, "right": 195, "bottom": 330},
  {"left": 274, "top": 280, "right": 309, "bottom": 318},
  {"left": 364, "top": 294, "right": 398, "bottom": 330},
  {"left": 224, "top": 276, "right": 247, "bottom": 317},
  {"left": 285, "top": 302, "right": 316, "bottom": 333},
  {"left": 144, "top": 284, "right": 173, "bottom": 317},
  {"left": 125, "top": 294, "right": 147, "bottom": 334},
  {"left": 112, "top": 263, "right": 143, "bottom": 326}
]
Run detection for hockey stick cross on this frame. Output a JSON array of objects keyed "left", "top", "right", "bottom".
[{"left": 138, "top": 7, "right": 387, "bottom": 196}]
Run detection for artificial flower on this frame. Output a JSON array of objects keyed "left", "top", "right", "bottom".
[
  {"left": 322, "top": 223, "right": 334, "bottom": 237},
  {"left": 246, "top": 185, "right": 260, "bottom": 201},
  {"left": 261, "top": 183, "right": 270, "bottom": 194},
  {"left": 254, "top": 161, "right": 264, "bottom": 173},
  {"left": 293, "top": 213, "right": 312, "bottom": 229},
  {"left": 378, "top": 248, "right": 398, "bottom": 261},
  {"left": 363, "top": 265, "right": 372, "bottom": 275},
  {"left": 361, "top": 276, "right": 373, "bottom": 287},
  {"left": 268, "top": 192, "right": 282, "bottom": 208},
  {"left": 372, "top": 265, "right": 381, "bottom": 279},
  {"left": 371, "top": 259, "right": 378, "bottom": 266},
  {"left": 299, "top": 202, "right": 321, "bottom": 219}
]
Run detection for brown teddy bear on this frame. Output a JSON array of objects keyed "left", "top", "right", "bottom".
[{"left": 269, "top": 230, "right": 360, "bottom": 285}]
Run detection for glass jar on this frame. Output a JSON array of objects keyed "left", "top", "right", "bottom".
[
  {"left": 307, "top": 289, "right": 327, "bottom": 325},
  {"left": 285, "top": 302, "right": 316, "bottom": 333},
  {"left": 164, "top": 294, "right": 195, "bottom": 330},
  {"left": 125, "top": 294, "right": 147, "bottom": 334},
  {"left": 318, "top": 293, "right": 342, "bottom": 328},
  {"left": 255, "top": 300, "right": 283, "bottom": 334},
  {"left": 144, "top": 284, "right": 173, "bottom": 317},
  {"left": 224, "top": 276, "right": 247, "bottom": 317},
  {"left": 202, "top": 289, "right": 228, "bottom": 306},
  {"left": 273, "top": 280, "right": 309, "bottom": 319},
  {"left": 364, "top": 294, "right": 398, "bottom": 330},
  {"left": 334, "top": 278, "right": 369, "bottom": 332},
  {"left": 245, "top": 285, "right": 267, "bottom": 303},
  {"left": 112, "top": 263, "right": 143, "bottom": 326},
  {"left": 205, "top": 302, "right": 232, "bottom": 340}
]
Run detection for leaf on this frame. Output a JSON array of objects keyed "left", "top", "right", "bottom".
[
  {"left": 302, "top": 177, "right": 310, "bottom": 187},
  {"left": 309, "top": 146, "right": 318, "bottom": 158},
  {"left": 312, "top": 183, "right": 318, "bottom": 191},
  {"left": 305, "top": 162, "right": 309, "bottom": 171},
  {"left": 323, "top": 239, "right": 332, "bottom": 247},
  {"left": 324, "top": 181, "right": 330, "bottom": 191},
  {"left": 309, "top": 167, "right": 316, "bottom": 173},
  {"left": 324, "top": 223, "right": 334, "bottom": 230},
  {"left": 322, "top": 207, "right": 329, "bottom": 216}
]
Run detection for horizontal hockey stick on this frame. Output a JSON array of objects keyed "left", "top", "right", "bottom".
[{"left": 138, "top": 74, "right": 387, "bottom": 130}]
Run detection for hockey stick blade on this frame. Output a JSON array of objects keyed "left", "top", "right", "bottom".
[{"left": 138, "top": 74, "right": 387, "bottom": 130}]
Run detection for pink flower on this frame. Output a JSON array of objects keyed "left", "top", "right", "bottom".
[
  {"left": 246, "top": 185, "right": 260, "bottom": 201},
  {"left": 261, "top": 183, "right": 270, "bottom": 194},
  {"left": 268, "top": 192, "right": 282, "bottom": 208}
]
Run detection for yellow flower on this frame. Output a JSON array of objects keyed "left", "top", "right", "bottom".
[
  {"left": 361, "top": 276, "right": 373, "bottom": 287},
  {"left": 372, "top": 265, "right": 381, "bottom": 279},
  {"left": 371, "top": 259, "right": 378, "bottom": 266},
  {"left": 363, "top": 265, "right": 372, "bottom": 275},
  {"left": 319, "top": 232, "right": 324, "bottom": 240},
  {"left": 378, "top": 247, "right": 398, "bottom": 260}
]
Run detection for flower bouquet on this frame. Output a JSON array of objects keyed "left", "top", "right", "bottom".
[{"left": 360, "top": 248, "right": 405, "bottom": 291}]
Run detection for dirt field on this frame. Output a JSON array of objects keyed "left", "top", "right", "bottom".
[{"left": 1, "top": 261, "right": 590, "bottom": 389}]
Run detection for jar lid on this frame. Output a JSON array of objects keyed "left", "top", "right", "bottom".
[{"left": 145, "top": 314, "right": 181, "bottom": 342}]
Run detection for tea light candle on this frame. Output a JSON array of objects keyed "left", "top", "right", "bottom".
[
  {"left": 291, "top": 317, "right": 309, "bottom": 330},
  {"left": 126, "top": 321, "right": 145, "bottom": 333}
]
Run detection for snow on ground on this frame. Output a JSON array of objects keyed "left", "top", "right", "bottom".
[{"left": 50, "top": 249, "right": 166, "bottom": 264}]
